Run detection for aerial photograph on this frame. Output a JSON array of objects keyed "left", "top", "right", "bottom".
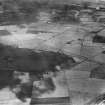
[{"left": 0, "top": 0, "right": 105, "bottom": 105}]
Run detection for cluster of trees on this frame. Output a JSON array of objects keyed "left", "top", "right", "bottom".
[
  {"left": 0, "top": 0, "right": 93, "bottom": 24},
  {"left": 0, "top": 0, "right": 43, "bottom": 24},
  {"left": 0, "top": 43, "right": 75, "bottom": 78}
]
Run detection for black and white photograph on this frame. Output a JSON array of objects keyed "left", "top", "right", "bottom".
[{"left": 0, "top": 0, "right": 105, "bottom": 105}]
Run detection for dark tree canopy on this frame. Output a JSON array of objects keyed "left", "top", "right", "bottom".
[{"left": 0, "top": 44, "right": 75, "bottom": 74}]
